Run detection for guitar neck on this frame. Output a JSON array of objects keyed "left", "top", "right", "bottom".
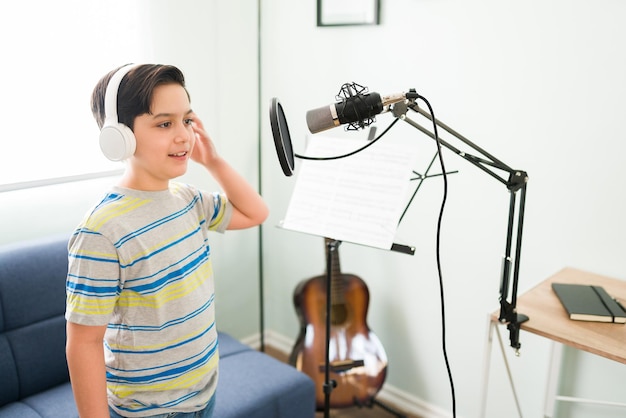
[{"left": 324, "top": 238, "right": 344, "bottom": 304}]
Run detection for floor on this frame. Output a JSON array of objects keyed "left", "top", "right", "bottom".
[
  {"left": 263, "top": 345, "right": 422, "bottom": 418},
  {"left": 314, "top": 402, "right": 418, "bottom": 418}
]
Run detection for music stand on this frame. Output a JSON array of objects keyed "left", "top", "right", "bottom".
[{"left": 278, "top": 131, "right": 419, "bottom": 417}]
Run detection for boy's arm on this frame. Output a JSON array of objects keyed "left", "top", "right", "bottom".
[
  {"left": 191, "top": 116, "right": 269, "bottom": 230},
  {"left": 66, "top": 322, "right": 110, "bottom": 418}
]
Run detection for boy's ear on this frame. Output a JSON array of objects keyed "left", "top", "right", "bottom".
[{"left": 99, "top": 64, "right": 139, "bottom": 161}]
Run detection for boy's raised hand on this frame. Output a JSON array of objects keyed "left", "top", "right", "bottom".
[
  {"left": 189, "top": 114, "right": 268, "bottom": 229},
  {"left": 190, "top": 114, "right": 220, "bottom": 167}
]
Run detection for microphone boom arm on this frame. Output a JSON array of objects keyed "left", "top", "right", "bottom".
[{"left": 394, "top": 96, "right": 529, "bottom": 353}]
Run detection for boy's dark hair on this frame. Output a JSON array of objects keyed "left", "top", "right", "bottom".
[{"left": 91, "top": 64, "right": 190, "bottom": 131}]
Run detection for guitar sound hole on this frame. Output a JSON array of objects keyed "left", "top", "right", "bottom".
[{"left": 331, "top": 303, "right": 349, "bottom": 325}]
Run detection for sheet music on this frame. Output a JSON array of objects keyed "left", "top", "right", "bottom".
[{"left": 280, "top": 133, "right": 420, "bottom": 250}]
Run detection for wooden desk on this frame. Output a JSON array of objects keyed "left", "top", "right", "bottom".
[
  {"left": 515, "top": 267, "right": 626, "bottom": 364},
  {"left": 482, "top": 267, "right": 626, "bottom": 417}
]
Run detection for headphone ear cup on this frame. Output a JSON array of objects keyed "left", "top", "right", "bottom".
[
  {"left": 99, "top": 122, "right": 136, "bottom": 161},
  {"left": 99, "top": 63, "right": 139, "bottom": 161}
]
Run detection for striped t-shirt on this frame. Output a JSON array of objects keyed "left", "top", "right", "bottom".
[{"left": 65, "top": 182, "right": 232, "bottom": 417}]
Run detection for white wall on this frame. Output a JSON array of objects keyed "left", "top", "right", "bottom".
[{"left": 260, "top": 1, "right": 626, "bottom": 417}]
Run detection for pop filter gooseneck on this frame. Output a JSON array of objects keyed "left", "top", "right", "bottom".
[{"left": 269, "top": 98, "right": 295, "bottom": 176}]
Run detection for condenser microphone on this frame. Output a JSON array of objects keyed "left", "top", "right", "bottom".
[
  {"left": 306, "top": 91, "right": 410, "bottom": 134},
  {"left": 270, "top": 84, "right": 420, "bottom": 176}
]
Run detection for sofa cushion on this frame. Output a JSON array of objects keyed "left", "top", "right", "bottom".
[
  {"left": 0, "top": 235, "right": 70, "bottom": 407},
  {"left": 0, "top": 336, "right": 19, "bottom": 406},
  {"left": 20, "top": 384, "right": 78, "bottom": 418},
  {"left": 0, "top": 402, "right": 43, "bottom": 418},
  {"left": 0, "top": 383, "right": 77, "bottom": 418},
  {"left": 0, "top": 235, "right": 68, "bottom": 332},
  {"left": 218, "top": 331, "right": 253, "bottom": 358},
  {"left": 215, "top": 350, "right": 315, "bottom": 418},
  {"left": 7, "top": 316, "right": 69, "bottom": 399}
]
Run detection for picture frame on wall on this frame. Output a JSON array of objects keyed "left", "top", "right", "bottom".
[{"left": 317, "top": 0, "right": 381, "bottom": 27}]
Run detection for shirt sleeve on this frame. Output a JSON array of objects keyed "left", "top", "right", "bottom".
[
  {"left": 204, "top": 191, "right": 233, "bottom": 233},
  {"left": 65, "top": 230, "right": 121, "bottom": 326}
]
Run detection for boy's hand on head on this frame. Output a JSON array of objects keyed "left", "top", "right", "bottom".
[
  {"left": 190, "top": 114, "right": 220, "bottom": 167},
  {"left": 189, "top": 113, "right": 269, "bottom": 229}
]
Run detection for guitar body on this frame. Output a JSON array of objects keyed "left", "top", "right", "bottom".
[{"left": 289, "top": 240, "right": 388, "bottom": 410}]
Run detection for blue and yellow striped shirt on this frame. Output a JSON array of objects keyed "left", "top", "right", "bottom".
[{"left": 65, "top": 182, "right": 232, "bottom": 416}]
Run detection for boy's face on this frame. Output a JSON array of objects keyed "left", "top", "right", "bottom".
[{"left": 125, "top": 83, "right": 195, "bottom": 190}]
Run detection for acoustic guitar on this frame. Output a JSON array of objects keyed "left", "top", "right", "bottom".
[{"left": 289, "top": 238, "right": 388, "bottom": 410}]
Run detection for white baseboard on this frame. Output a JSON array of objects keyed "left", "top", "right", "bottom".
[
  {"left": 239, "top": 330, "right": 452, "bottom": 418},
  {"left": 375, "top": 384, "right": 451, "bottom": 418}
]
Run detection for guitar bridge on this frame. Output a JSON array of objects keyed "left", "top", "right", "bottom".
[{"left": 319, "top": 359, "right": 365, "bottom": 373}]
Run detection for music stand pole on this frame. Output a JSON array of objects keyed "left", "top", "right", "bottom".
[{"left": 323, "top": 239, "right": 339, "bottom": 418}]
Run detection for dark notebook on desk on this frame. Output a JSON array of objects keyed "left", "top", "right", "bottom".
[{"left": 552, "top": 283, "right": 626, "bottom": 323}]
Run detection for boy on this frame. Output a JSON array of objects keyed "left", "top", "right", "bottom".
[{"left": 65, "top": 64, "right": 269, "bottom": 418}]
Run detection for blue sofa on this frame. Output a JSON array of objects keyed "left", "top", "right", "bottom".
[{"left": 0, "top": 235, "right": 315, "bottom": 418}]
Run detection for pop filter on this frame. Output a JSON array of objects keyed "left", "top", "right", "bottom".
[{"left": 269, "top": 97, "right": 295, "bottom": 176}]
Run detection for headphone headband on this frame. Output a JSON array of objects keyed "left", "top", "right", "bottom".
[{"left": 103, "top": 63, "right": 139, "bottom": 125}]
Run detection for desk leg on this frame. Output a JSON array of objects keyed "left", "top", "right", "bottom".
[
  {"left": 494, "top": 323, "right": 524, "bottom": 418},
  {"left": 542, "top": 343, "right": 626, "bottom": 415},
  {"left": 479, "top": 315, "right": 495, "bottom": 418},
  {"left": 480, "top": 315, "right": 523, "bottom": 418},
  {"left": 543, "top": 341, "right": 562, "bottom": 418}
]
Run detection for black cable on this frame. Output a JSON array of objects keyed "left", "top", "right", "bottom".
[
  {"left": 294, "top": 117, "right": 400, "bottom": 161},
  {"left": 417, "top": 95, "right": 456, "bottom": 417}
]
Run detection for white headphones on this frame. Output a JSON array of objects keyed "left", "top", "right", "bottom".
[{"left": 99, "top": 63, "right": 140, "bottom": 161}]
